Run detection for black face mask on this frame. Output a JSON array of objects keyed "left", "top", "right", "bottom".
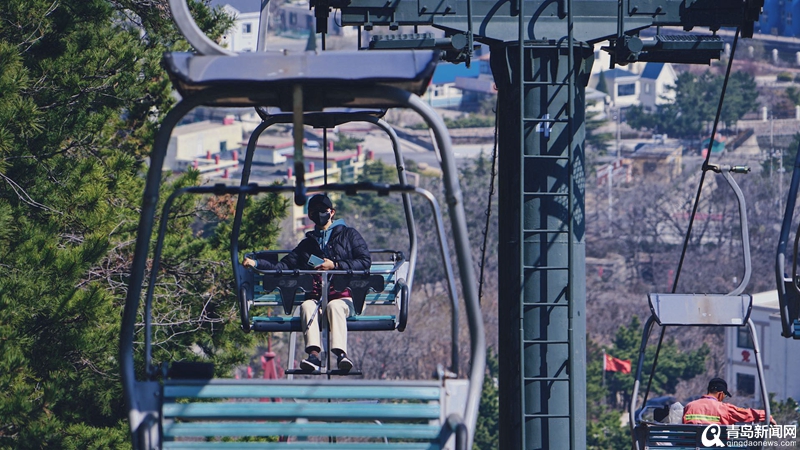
[{"left": 311, "top": 210, "right": 331, "bottom": 227}]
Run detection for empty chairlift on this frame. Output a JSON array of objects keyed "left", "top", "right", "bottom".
[
  {"left": 630, "top": 164, "right": 771, "bottom": 450},
  {"left": 119, "top": 0, "right": 485, "bottom": 448}
]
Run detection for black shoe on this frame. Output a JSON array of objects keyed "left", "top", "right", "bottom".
[
  {"left": 300, "top": 353, "right": 321, "bottom": 372},
  {"left": 337, "top": 353, "right": 353, "bottom": 372}
]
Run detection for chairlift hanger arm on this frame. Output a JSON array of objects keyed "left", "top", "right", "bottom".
[
  {"left": 776, "top": 142, "right": 800, "bottom": 338},
  {"left": 700, "top": 163, "right": 752, "bottom": 296}
]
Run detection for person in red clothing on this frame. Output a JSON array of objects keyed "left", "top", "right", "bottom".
[{"left": 683, "top": 377, "right": 775, "bottom": 425}]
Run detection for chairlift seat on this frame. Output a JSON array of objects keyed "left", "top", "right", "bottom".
[
  {"left": 159, "top": 378, "right": 461, "bottom": 449},
  {"left": 634, "top": 423, "right": 764, "bottom": 450},
  {"left": 648, "top": 293, "right": 752, "bottom": 326},
  {"left": 244, "top": 256, "right": 410, "bottom": 333},
  {"left": 164, "top": 50, "right": 439, "bottom": 108}
]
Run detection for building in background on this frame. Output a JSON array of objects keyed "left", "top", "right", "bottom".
[
  {"left": 285, "top": 147, "right": 371, "bottom": 236},
  {"left": 627, "top": 137, "right": 683, "bottom": 180},
  {"left": 725, "top": 290, "right": 800, "bottom": 405},
  {"left": 166, "top": 118, "right": 243, "bottom": 174},
  {"left": 638, "top": 63, "right": 677, "bottom": 110},
  {"left": 454, "top": 54, "right": 497, "bottom": 109},
  {"left": 423, "top": 61, "right": 482, "bottom": 108},
  {"left": 214, "top": 0, "right": 261, "bottom": 52},
  {"left": 211, "top": 0, "right": 355, "bottom": 51},
  {"left": 600, "top": 67, "right": 641, "bottom": 108}
]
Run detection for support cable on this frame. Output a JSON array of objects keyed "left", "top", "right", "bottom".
[
  {"left": 478, "top": 101, "right": 500, "bottom": 303},
  {"left": 322, "top": 28, "right": 328, "bottom": 185},
  {"left": 642, "top": 28, "right": 741, "bottom": 408}
]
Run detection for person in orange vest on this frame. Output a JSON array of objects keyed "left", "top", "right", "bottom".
[{"left": 683, "top": 377, "right": 776, "bottom": 425}]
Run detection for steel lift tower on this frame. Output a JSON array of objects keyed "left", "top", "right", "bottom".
[{"left": 326, "top": 0, "right": 763, "bottom": 448}]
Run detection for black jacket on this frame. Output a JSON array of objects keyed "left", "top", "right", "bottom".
[{"left": 253, "top": 219, "right": 371, "bottom": 299}]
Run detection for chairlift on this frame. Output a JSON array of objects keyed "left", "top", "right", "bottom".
[
  {"left": 120, "top": 0, "right": 484, "bottom": 448},
  {"left": 776, "top": 141, "right": 800, "bottom": 339},
  {"left": 631, "top": 163, "right": 771, "bottom": 450},
  {"left": 230, "top": 110, "right": 462, "bottom": 378}
]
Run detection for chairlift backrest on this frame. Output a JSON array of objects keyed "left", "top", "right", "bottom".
[{"left": 648, "top": 293, "right": 752, "bottom": 326}]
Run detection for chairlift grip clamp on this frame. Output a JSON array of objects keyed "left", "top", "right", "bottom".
[{"left": 703, "top": 163, "right": 750, "bottom": 174}]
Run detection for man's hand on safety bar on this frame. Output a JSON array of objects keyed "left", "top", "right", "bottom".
[{"left": 316, "top": 258, "right": 335, "bottom": 271}]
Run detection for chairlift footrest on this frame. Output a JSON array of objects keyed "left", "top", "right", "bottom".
[{"left": 284, "top": 369, "right": 363, "bottom": 376}]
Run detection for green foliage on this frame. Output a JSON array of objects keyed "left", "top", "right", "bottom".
[
  {"left": 586, "top": 408, "right": 629, "bottom": 450},
  {"left": 473, "top": 349, "right": 499, "bottom": 450},
  {"left": 212, "top": 187, "right": 290, "bottom": 253},
  {"left": 787, "top": 86, "right": 800, "bottom": 106},
  {"left": 445, "top": 115, "right": 495, "bottom": 128},
  {"left": 0, "top": 0, "right": 259, "bottom": 446},
  {"left": 778, "top": 72, "right": 794, "bottom": 82},
  {"left": 769, "top": 395, "right": 800, "bottom": 426},
  {"left": 334, "top": 160, "right": 407, "bottom": 249},
  {"left": 585, "top": 318, "right": 709, "bottom": 449},
  {"left": 411, "top": 114, "right": 495, "bottom": 129},
  {"left": 586, "top": 339, "right": 631, "bottom": 450},
  {"left": 603, "top": 317, "right": 709, "bottom": 399},
  {"left": 762, "top": 132, "right": 800, "bottom": 175},
  {"left": 625, "top": 70, "right": 758, "bottom": 138}
]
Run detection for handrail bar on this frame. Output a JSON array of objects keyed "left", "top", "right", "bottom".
[{"left": 145, "top": 182, "right": 451, "bottom": 376}]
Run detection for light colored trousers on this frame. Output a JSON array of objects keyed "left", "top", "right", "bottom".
[{"left": 300, "top": 298, "right": 354, "bottom": 355}]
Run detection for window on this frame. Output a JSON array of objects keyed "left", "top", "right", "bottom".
[
  {"left": 737, "top": 327, "right": 754, "bottom": 349},
  {"left": 242, "top": 23, "right": 252, "bottom": 34},
  {"left": 736, "top": 373, "right": 756, "bottom": 396},
  {"left": 219, "top": 141, "right": 227, "bottom": 153},
  {"left": 644, "top": 84, "right": 651, "bottom": 94},
  {"left": 618, "top": 83, "right": 636, "bottom": 96}
]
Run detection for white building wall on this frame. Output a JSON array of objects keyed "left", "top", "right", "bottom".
[
  {"left": 655, "top": 65, "right": 677, "bottom": 105},
  {"left": 725, "top": 291, "right": 800, "bottom": 406},
  {"left": 639, "top": 79, "right": 657, "bottom": 110},
  {"left": 220, "top": 7, "right": 260, "bottom": 52},
  {"left": 612, "top": 78, "right": 640, "bottom": 108},
  {"left": 166, "top": 121, "right": 244, "bottom": 171}
]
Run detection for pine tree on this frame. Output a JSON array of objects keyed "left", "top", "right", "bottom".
[
  {"left": 473, "top": 349, "right": 499, "bottom": 449},
  {"left": 0, "top": 1, "right": 262, "bottom": 447},
  {"left": 585, "top": 318, "right": 710, "bottom": 449}
]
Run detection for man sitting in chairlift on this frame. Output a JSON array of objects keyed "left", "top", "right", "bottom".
[
  {"left": 683, "top": 377, "right": 776, "bottom": 425},
  {"left": 243, "top": 194, "right": 371, "bottom": 373}
]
